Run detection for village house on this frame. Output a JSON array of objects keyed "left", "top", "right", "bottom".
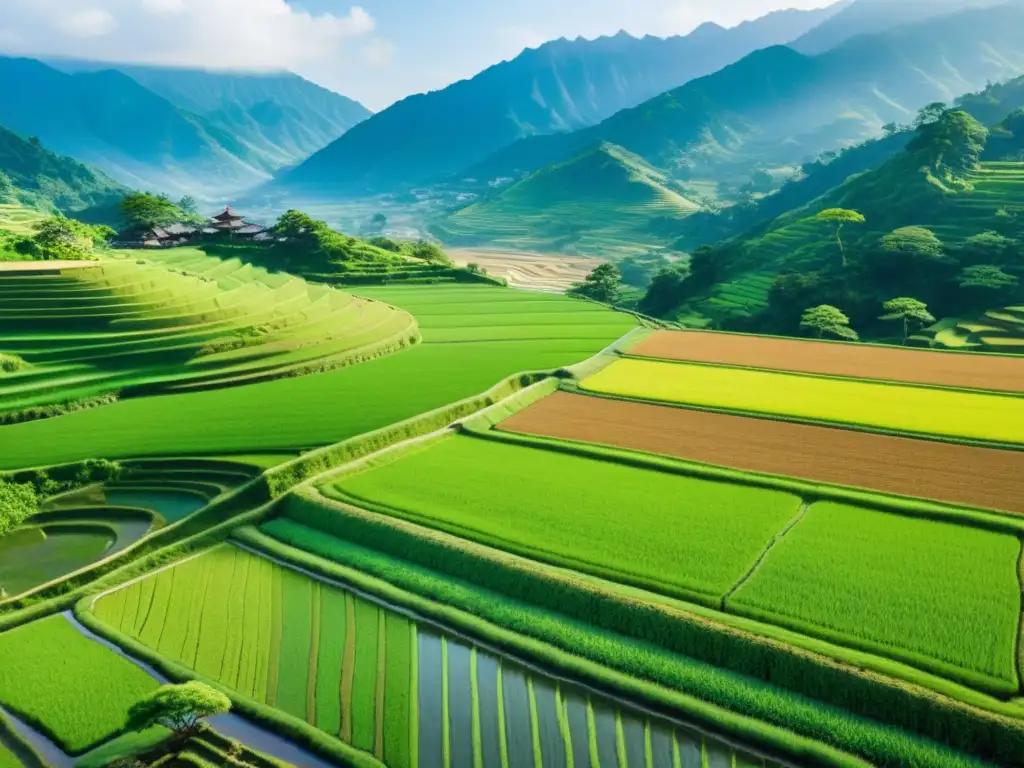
[{"left": 120, "top": 206, "right": 269, "bottom": 247}]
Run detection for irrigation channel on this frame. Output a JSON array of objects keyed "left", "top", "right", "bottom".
[{"left": 235, "top": 542, "right": 790, "bottom": 768}]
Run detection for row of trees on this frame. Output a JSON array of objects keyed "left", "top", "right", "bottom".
[{"left": 800, "top": 298, "right": 935, "bottom": 344}]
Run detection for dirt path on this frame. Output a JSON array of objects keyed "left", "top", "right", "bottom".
[
  {"left": 0, "top": 260, "right": 101, "bottom": 272},
  {"left": 500, "top": 392, "right": 1024, "bottom": 514},
  {"left": 631, "top": 330, "right": 1024, "bottom": 393}
]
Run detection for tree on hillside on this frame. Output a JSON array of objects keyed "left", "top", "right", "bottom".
[
  {"left": 880, "top": 226, "right": 944, "bottom": 262},
  {"left": 880, "top": 298, "right": 935, "bottom": 345},
  {"left": 908, "top": 110, "right": 988, "bottom": 179},
  {"left": 569, "top": 263, "right": 622, "bottom": 304},
  {"left": 960, "top": 231, "right": 1019, "bottom": 267},
  {"left": 0, "top": 479, "right": 38, "bottom": 539},
  {"left": 120, "top": 193, "right": 184, "bottom": 230},
  {"left": 410, "top": 239, "right": 450, "bottom": 264},
  {"left": 915, "top": 102, "right": 947, "bottom": 128},
  {"left": 0, "top": 172, "right": 14, "bottom": 203},
  {"left": 126, "top": 682, "right": 230, "bottom": 742},
  {"left": 638, "top": 264, "right": 691, "bottom": 318},
  {"left": 28, "top": 215, "right": 107, "bottom": 260},
  {"left": 800, "top": 305, "right": 858, "bottom": 341},
  {"left": 814, "top": 208, "right": 865, "bottom": 268},
  {"left": 958, "top": 265, "right": 1019, "bottom": 308}
]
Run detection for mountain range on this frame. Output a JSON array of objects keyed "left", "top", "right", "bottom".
[
  {"left": 275, "top": 3, "right": 845, "bottom": 196},
  {"left": 0, "top": 58, "right": 370, "bottom": 199},
  {"left": 461, "top": 2, "right": 1024, "bottom": 190}
]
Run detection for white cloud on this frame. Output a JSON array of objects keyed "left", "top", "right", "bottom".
[
  {"left": 58, "top": 8, "right": 116, "bottom": 38},
  {"left": 0, "top": 0, "right": 377, "bottom": 71},
  {"left": 362, "top": 37, "right": 395, "bottom": 68}
]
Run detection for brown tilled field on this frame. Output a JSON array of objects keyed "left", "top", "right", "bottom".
[
  {"left": 500, "top": 392, "right": 1024, "bottom": 514},
  {"left": 448, "top": 248, "right": 603, "bottom": 293},
  {"left": 630, "top": 330, "right": 1024, "bottom": 393}
]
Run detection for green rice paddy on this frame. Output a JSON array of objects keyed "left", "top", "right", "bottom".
[
  {"left": 0, "top": 284, "right": 634, "bottom": 468},
  {"left": 583, "top": 358, "right": 1024, "bottom": 444},
  {"left": 92, "top": 543, "right": 776, "bottom": 768},
  {"left": 0, "top": 615, "right": 157, "bottom": 754},
  {"left": 327, "top": 433, "right": 801, "bottom": 604},
  {"left": 728, "top": 502, "right": 1023, "bottom": 691}
]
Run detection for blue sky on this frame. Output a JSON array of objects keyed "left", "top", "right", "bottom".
[{"left": 0, "top": 0, "right": 835, "bottom": 110}]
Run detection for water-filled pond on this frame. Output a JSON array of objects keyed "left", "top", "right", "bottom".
[
  {"left": 104, "top": 489, "right": 208, "bottom": 523},
  {"left": 0, "top": 525, "right": 113, "bottom": 598}
]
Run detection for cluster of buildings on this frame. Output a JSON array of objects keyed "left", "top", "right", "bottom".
[{"left": 125, "top": 206, "right": 271, "bottom": 248}]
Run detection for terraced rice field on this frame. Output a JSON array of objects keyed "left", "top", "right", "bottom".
[
  {"left": 327, "top": 433, "right": 803, "bottom": 604},
  {"left": 0, "top": 205, "right": 48, "bottom": 238},
  {"left": 728, "top": 502, "right": 1022, "bottom": 693},
  {"left": 0, "top": 250, "right": 416, "bottom": 412},
  {"left": 0, "top": 285, "right": 635, "bottom": 468},
  {"left": 582, "top": 358, "right": 1024, "bottom": 444},
  {"left": 447, "top": 248, "right": 605, "bottom": 293},
  {"left": 93, "top": 544, "right": 775, "bottom": 768},
  {"left": 499, "top": 391, "right": 1024, "bottom": 513},
  {"left": 630, "top": 330, "right": 1024, "bottom": 392},
  {"left": 0, "top": 615, "right": 157, "bottom": 754}
]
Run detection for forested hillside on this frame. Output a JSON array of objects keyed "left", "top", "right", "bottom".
[
  {"left": 645, "top": 105, "right": 1024, "bottom": 348},
  {"left": 275, "top": 3, "right": 842, "bottom": 195},
  {"left": 0, "top": 124, "right": 124, "bottom": 217}
]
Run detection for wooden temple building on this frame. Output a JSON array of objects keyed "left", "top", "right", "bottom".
[{"left": 125, "top": 206, "right": 269, "bottom": 248}]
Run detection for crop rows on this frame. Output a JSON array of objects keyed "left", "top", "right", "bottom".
[
  {"left": 322, "top": 431, "right": 1024, "bottom": 694},
  {"left": 0, "top": 249, "right": 416, "bottom": 412},
  {"left": 94, "top": 545, "right": 416, "bottom": 764},
  {"left": 0, "top": 285, "right": 635, "bottom": 469},
  {"left": 93, "top": 544, "right": 773, "bottom": 768},
  {"left": 582, "top": 358, "right": 1024, "bottom": 445}
]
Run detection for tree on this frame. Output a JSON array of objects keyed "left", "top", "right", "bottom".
[
  {"left": 958, "top": 264, "right": 1019, "bottom": 291},
  {"left": 410, "top": 239, "right": 449, "bottom": 264},
  {"left": 0, "top": 479, "right": 37, "bottom": 538},
  {"left": 0, "top": 172, "right": 14, "bottom": 202},
  {"left": 880, "top": 298, "right": 935, "bottom": 344},
  {"left": 32, "top": 216, "right": 93, "bottom": 260},
  {"left": 126, "top": 682, "right": 230, "bottom": 739},
  {"left": 638, "top": 264, "right": 691, "bottom": 318},
  {"left": 120, "top": 193, "right": 184, "bottom": 230},
  {"left": 799, "top": 304, "right": 858, "bottom": 340},
  {"left": 569, "top": 263, "right": 622, "bottom": 304},
  {"left": 814, "top": 208, "right": 865, "bottom": 267},
  {"left": 178, "top": 196, "right": 199, "bottom": 216},
  {"left": 915, "top": 102, "right": 947, "bottom": 128},
  {"left": 960, "top": 231, "right": 1018, "bottom": 267},
  {"left": 908, "top": 110, "right": 989, "bottom": 179},
  {"left": 880, "top": 226, "right": 944, "bottom": 262}
]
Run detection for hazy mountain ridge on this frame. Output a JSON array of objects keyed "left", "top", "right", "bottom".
[
  {"left": 276, "top": 3, "right": 844, "bottom": 195},
  {"left": 462, "top": 2, "right": 1024, "bottom": 192},
  {"left": 0, "top": 57, "right": 369, "bottom": 199}
]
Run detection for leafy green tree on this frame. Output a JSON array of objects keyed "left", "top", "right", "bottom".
[
  {"left": 960, "top": 231, "right": 1018, "bottom": 266},
  {"left": 814, "top": 208, "right": 865, "bottom": 267},
  {"left": 120, "top": 193, "right": 184, "bottom": 230},
  {"left": 799, "top": 304, "right": 858, "bottom": 340},
  {"left": 178, "top": 196, "right": 199, "bottom": 216},
  {"left": 569, "top": 263, "right": 622, "bottom": 304},
  {"left": 32, "top": 216, "right": 95, "bottom": 260},
  {"left": 880, "top": 226, "right": 944, "bottom": 263},
  {"left": 914, "top": 102, "right": 947, "bottom": 128},
  {"left": 880, "top": 298, "right": 935, "bottom": 344},
  {"left": 958, "top": 264, "right": 1019, "bottom": 291},
  {"left": 638, "top": 264, "right": 691, "bottom": 317},
  {"left": 410, "top": 239, "right": 450, "bottom": 263},
  {"left": 908, "top": 110, "right": 988, "bottom": 179},
  {"left": 0, "top": 479, "right": 38, "bottom": 538},
  {"left": 0, "top": 172, "right": 14, "bottom": 202},
  {"left": 126, "top": 682, "right": 230, "bottom": 739}
]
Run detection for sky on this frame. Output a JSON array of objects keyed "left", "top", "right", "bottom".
[{"left": 0, "top": 0, "right": 836, "bottom": 110}]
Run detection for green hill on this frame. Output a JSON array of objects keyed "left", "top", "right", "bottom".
[
  {"left": 0, "top": 124, "right": 124, "bottom": 218},
  {"left": 654, "top": 108, "right": 1024, "bottom": 341},
  {"left": 432, "top": 144, "right": 700, "bottom": 257},
  {"left": 464, "top": 3, "right": 1024, "bottom": 193}
]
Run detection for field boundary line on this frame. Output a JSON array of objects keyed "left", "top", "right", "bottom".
[
  {"left": 721, "top": 502, "right": 810, "bottom": 610},
  {"left": 1017, "top": 539, "right": 1024, "bottom": 693},
  {"left": 85, "top": 548, "right": 210, "bottom": 611}
]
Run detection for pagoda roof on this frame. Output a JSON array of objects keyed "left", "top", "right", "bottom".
[{"left": 212, "top": 206, "right": 244, "bottom": 222}]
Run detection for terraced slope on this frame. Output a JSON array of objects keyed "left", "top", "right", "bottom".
[
  {"left": 0, "top": 285, "right": 635, "bottom": 467},
  {"left": 0, "top": 250, "right": 417, "bottom": 413},
  {"left": 433, "top": 144, "right": 701, "bottom": 258}
]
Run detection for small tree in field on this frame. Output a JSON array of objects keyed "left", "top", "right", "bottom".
[
  {"left": 880, "top": 298, "right": 935, "bottom": 345},
  {"left": 569, "top": 263, "right": 622, "bottom": 304},
  {"left": 814, "top": 208, "right": 865, "bottom": 268},
  {"left": 126, "top": 682, "right": 230, "bottom": 742},
  {"left": 800, "top": 304, "right": 858, "bottom": 340}
]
